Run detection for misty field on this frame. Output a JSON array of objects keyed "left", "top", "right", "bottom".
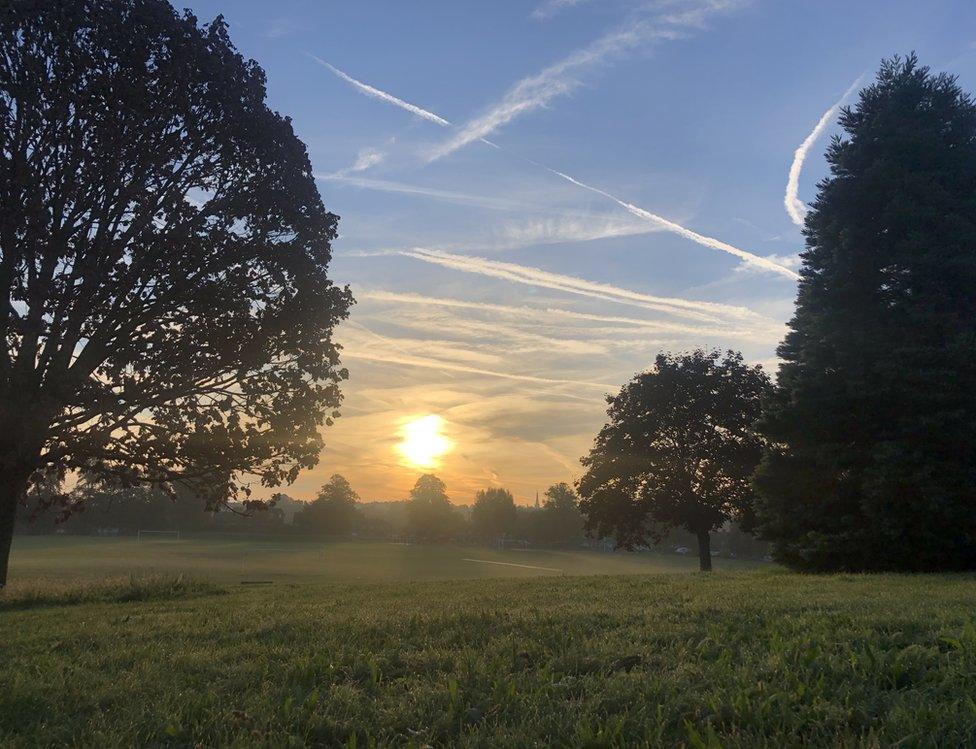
[
  {"left": 3, "top": 547, "right": 976, "bottom": 747},
  {"left": 5, "top": 536, "right": 759, "bottom": 584}
]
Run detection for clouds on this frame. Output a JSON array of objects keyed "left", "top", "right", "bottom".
[
  {"left": 541, "top": 167, "right": 801, "bottom": 279},
  {"left": 392, "top": 247, "right": 772, "bottom": 325},
  {"left": 427, "top": 0, "right": 745, "bottom": 162},
  {"left": 531, "top": 0, "right": 595, "bottom": 21},
  {"left": 785, "top": 76, "right": 863, "bottom": 227}
]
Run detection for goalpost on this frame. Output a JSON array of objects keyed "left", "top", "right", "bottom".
[{"left": 136, "top": 530, "right": 181, "bottom": 541}]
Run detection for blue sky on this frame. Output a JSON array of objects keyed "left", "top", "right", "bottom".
[{"left": 183, "top": 0, "right": 975, "bottom": 503}]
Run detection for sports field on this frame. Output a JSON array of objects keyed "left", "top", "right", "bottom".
[
  {"left": 4, "top": 537, "right": 976, "bottom": 746},
  {"left": 5, "top": 535, "right": 759, "bottom": 585}
]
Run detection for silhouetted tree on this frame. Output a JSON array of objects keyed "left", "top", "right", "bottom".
[
  {"left": 406, "top": 474, "right": 459, "bottom": 542},
  {"left": 578, "top": 350, "right": 771, "bottom": 571},
  {"left": 538, "top": 482, "right": 584, "bottom": 545},
  {"left": 0, "top": 1, "right": 352, "bottom": 585},
  {"left": 295, "top": 474, "right": 360, "bottom": 536},
  {"left": 755, "top": 55, "right": 976, "bottom": 572},
  {"left": 471, "top": 487, "right": 517, "bottom": 540}
]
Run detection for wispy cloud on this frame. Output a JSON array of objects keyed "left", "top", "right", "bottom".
[
  {"left": 358, "top": 289, "right": 784, "bottom": 341},
  {"left": 388, "top": 247, "right": 771, "bottom": 325},
  {"left": 427, "top": 1, "right": 744, "bottom": 162},
  {"left": 785, "top": 76, "right": 862, "bottom": 227},
  {"left": 343, "top": 350, "right": 612, "bottom": 390},
  {"left": 531, "top": 0, "right": 595, "bottom": 21},
  {"left": 307, "top": 54, "right": 451, "bottom": 126},
  {"left": 316, "top": 174, "right": 525, "bottom": 211},
  {"left": 541, "top": 167, "right": 800, "bottom": 279}
]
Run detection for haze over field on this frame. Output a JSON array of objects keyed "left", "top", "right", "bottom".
[{"left": 169, "top": 0, "right": 975, "bottom": 503}]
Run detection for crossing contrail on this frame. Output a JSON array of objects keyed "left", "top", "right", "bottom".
[{"left": 310, "top": 51, "right": 798, "bottom": 280}]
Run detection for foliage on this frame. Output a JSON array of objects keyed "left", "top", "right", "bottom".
[
  {"left": 406, "top": 475, "right": 460, "bottom": 541},
  {"left": 755, "top": 55, "right": 976, "bottom": 572},
  {"left": 521, "top": 483, "right": 585, "bottom": 546},
  {"left": 470, "top": 487, "right": 517, "bottom": 540},
  {"left": 4, "top": 563, "right": 976, "bottom": 745},
  {"left": 294, "top": 474, "right": 360, "bottom": 536},
  {"left": 0, "top": 0, "right": 351, "bottom": 584},
  {"left": 578, "top": 350, "right": 771, "bottom": 570}
]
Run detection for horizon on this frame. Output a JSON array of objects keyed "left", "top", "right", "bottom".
[{"left": 178, "top": 0, "right": 975, "bottom": 505}]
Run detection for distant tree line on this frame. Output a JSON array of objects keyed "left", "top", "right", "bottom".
[{"left": 17, "top": 470, "right": 768, "bottom": 559}]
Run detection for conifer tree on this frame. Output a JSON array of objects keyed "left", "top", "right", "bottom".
[{"left": 755, "top": 55, "right": 976, "bottom": 571}]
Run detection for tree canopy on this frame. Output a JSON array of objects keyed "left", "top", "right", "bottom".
[
  {"left": 405, "top": 474, "right": 459, "bottom": 542},
  {"left": 578, "top": 350, "right": 770, "bottom": 571},
  {"left": 755, "top": 55, "right": 976, "bottom": 572},
  {"left": 471, "top": 487, "right": 517, "bottom": 540},
  {"left": 295, "top": 474, "right": 360, "bottom": 536},
  {"left": 0, "top": 0, "right": 351, "bottom": 585}
]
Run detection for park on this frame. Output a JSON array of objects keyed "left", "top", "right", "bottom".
[{"left": 3, "top": 0, "right": 976, "bottom": 746}]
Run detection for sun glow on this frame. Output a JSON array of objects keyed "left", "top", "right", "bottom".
[{"left": 397, "top": 415, "right": 452, "bottom": 469}]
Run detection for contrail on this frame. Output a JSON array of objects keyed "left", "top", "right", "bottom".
[
  {"left": 785, "top": 76, "right": 863, "bottom": 227},
  {"left": 396, "top": 248, "right": 772, "bottom": 325},
  {"left": 540, "top": 166, "right": 800, "bottom": 280},
  {"left": 310, "top": 41, "right": 798, "bottom": 280},
  {"left": 307, "top": 54, "right": 451, "bottom": 126}
]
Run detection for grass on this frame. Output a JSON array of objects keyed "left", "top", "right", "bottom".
[
  {"left": 7, "top": 535, "right": 760, "bottom": 583},
  {"left": 3, "top": 538, "right": 976, "bottom": 746}
]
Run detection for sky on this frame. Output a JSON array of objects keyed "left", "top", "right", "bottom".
[{"left": 181, "top": 0, "right": 976, "bottom": 505}]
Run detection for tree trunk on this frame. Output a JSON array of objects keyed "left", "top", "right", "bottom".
[
  {"left": 696, "top": 530, "right": 712, "bottom": 572},
  {"left": 0, "top": 471, "right": 27, "bottom": 588}
]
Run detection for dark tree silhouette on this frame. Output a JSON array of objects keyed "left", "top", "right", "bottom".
[
  {"left": 0, "top": 1, "right": 352, "bottom": 585},
  {"left": 295, "top": 474, "right": 360, "bottom": 536},
  {"left": 538, "top": 482, "right": 584, "bottom": 546},
  {"left": 578, "top": 350, "right": 770, "bottom": 571},
  {"left": 755, "top": 55, "right": 976, "bottom": 572},
  {"left": 406, "top": 474, "right": 459, "bottom": 541},
  {"left": 471, "top": 486, "right": 517, "bottom": 540}
]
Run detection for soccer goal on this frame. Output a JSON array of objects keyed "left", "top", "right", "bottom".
[{"left": 136, "top": 530, "right": 181, "bottom": 541}]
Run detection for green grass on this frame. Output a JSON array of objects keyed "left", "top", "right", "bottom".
[
  {"left": 7, "top": 535, "right": 758, "bottom": 584},
  {"left": 3, "top": 538, "right": 976, "bottom": 746}
]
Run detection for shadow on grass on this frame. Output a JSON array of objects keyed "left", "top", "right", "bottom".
[{"left": 0, "top": 573, "right": 225, "bottom": 611}]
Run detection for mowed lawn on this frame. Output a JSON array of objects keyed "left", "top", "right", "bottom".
[
  {"left": 6, "top": 535, "right": 758, "bottom": 584},
  {"left": 2, "top": 541, "right": 976, "bottom": 746}
]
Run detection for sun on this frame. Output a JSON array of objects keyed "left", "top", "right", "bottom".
[{"left": 397, "top": 415, "right": 452, "bottom": 469}]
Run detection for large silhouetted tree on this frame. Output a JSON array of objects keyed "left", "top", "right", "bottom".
[
  {"left": 578, "top": 351, "right": 770, "bottom": 571},
  {"left": 471, "top": 486, "right": 517, "bottom": 540},
  {"left": 0, "top": 1, "right": 352, "bottom": 585},
  {"left": 755, "top": 55, "right": 976, "bottom": 572}
]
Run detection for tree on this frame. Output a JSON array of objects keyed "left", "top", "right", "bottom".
[
  {"left": 405, "top": 474, "right": 460, "bottom": 542},
  {"left": 538, "top": 482, "right": 584, "bottom": 546},
  {"left": 0, "top": 1, "right": 352, "bottom": 585},
  {"left": 295, "top": 474, "right": 360, "bottom": 536},
  {"left": 754, "top": 55, "right": 976, "bottom": 572},
  {"left": 471, "top": 487, "right": 517, "bottom": 540},
  {"left": 577, "top": 350, "right": 771, "bottom": 572}
]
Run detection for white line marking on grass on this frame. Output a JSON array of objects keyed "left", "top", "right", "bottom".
[{"left": 462, "top": 558, "right": 562, "bottom": 572}]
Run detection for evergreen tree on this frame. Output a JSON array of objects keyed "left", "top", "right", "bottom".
[{"left": 755, "top": 55, "right": 976, "bottom": 571}]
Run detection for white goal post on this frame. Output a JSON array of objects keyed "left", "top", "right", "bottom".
[{"left": 136, "top": 530, "right": 181, "bottom": 541}]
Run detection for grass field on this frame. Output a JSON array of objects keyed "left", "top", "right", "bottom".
[
  {"left": 5, "top": 535, "right": 761, "bottom": 584},
  {"left": 3, "top": 537, "right": 976, "bottom": 746}
]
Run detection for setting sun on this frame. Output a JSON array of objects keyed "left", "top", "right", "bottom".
[{"left": 397, "top": 415, "right": 452, "bottom": 469}]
